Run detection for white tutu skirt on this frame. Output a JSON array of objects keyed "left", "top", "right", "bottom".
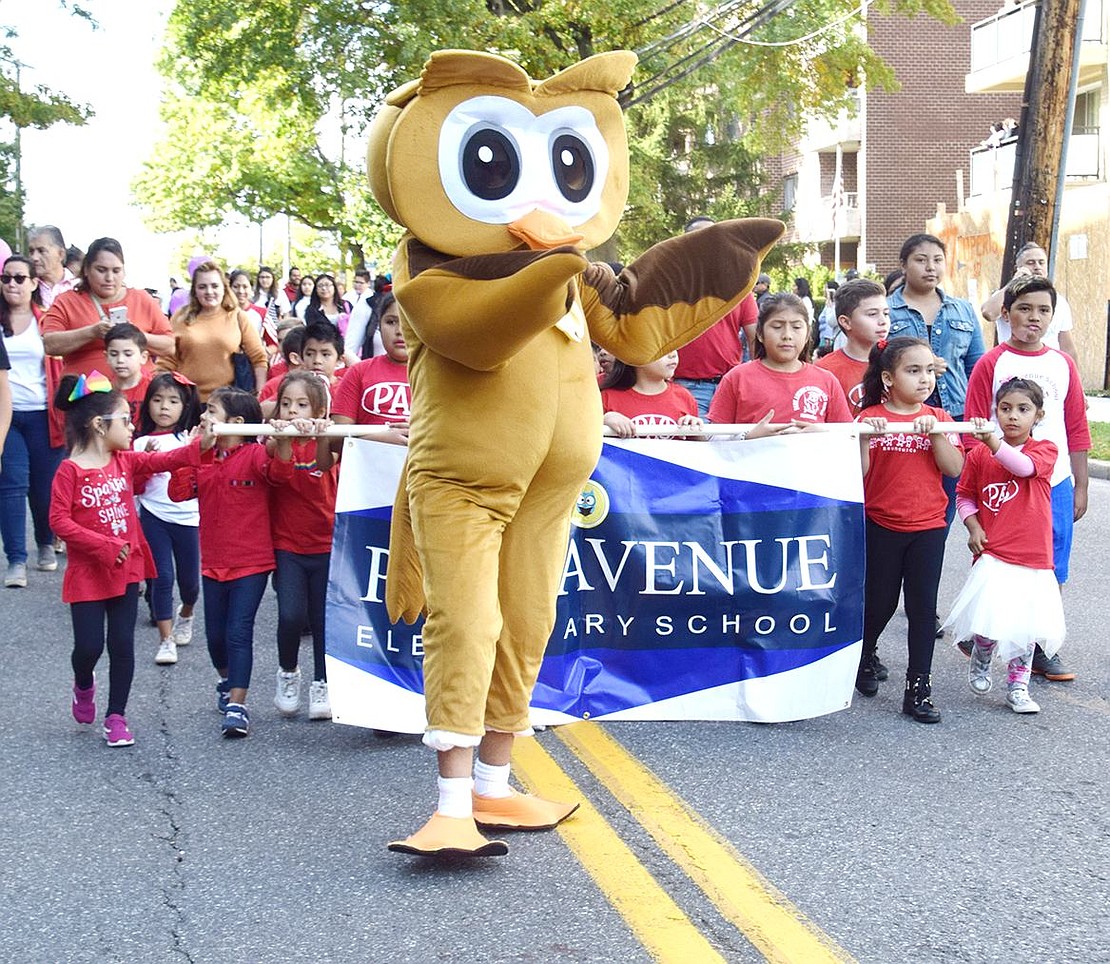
[{"left": 941, "top": 554, "right": 1064, "bottom": 661}]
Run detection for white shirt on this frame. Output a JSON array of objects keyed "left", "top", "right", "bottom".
[{"left": 4, "top": 322, "right": 48, "bottom": 410}]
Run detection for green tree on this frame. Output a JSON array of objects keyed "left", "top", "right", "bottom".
[{"left": 137, "top": 0, "right": 954, "bottom": 264}]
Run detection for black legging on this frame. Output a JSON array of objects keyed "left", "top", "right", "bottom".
[
  {"left": 863, "top": 519, "right": 946, "bottom": 675},
  {"left": 274, "top": 549, "right": 329, "bottom": 680},
  {"left": 70, "top": 583, "right": 140, "bottom": 718}
]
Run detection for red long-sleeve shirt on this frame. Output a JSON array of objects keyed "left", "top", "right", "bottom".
[
  {"left": 49, "top": 443, "right": 202, "bottom": 603},
  {"left": 168, "top": 443, "right": 293, "bottom": 580}
]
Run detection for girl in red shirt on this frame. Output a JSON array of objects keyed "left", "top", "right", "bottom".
[
  {"left": 168, "top": 387, "right": 294, "bottom": 738},
  {"left": 267, "top": 372, "right": 338, "bottom": 721},
  {"left": 49, "top": 372, "right": 202, "bottom": 747},
  {"left": 707, "top": 293, "right": 852, "bottom": 435},
  {"left": 600, "top": 351, "right": 701, "bottom": 438},
  {"left": 856, "top": 337, "right": 963, "bottom": 722},
  {"left": 942, "top": 378, "right": 1062, "bottom": 714}
]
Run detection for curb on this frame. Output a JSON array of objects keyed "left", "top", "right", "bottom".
[{"left": 1090, "top": 459, "right": 1110, "bottom": 481}]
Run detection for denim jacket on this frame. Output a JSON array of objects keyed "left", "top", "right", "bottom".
[{"left": 887, "top": 287, "right": 985, "bottom": 416}]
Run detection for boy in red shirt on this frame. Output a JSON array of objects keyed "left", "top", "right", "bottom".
[
  {"left": 816, "top": 278, "right": 889, "bottom": 414},
  {"left": 105, "top": 324, "right": 152, "bottom": 425},
  {"left": 330, "top": 292, "right": 410, "bottom": 446}
]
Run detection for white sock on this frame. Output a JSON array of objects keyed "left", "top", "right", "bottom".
[
  {"left": 436, "top": 776, "right": 473, "bottom": 818},
  {"left": 473, "top": 760, "right": 512, "bottom": 798}
]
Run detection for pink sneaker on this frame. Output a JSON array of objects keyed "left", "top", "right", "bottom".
[
  {"left": 103, "top": 714, "right": 135, "bottom": 747},
  {"left": 72, "top": 681, "right": 95, "bottom": 724}
]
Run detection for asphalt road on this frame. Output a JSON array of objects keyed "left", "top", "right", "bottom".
[{"left": 1, "top": 479, "right": 1107, "bottom": 963}]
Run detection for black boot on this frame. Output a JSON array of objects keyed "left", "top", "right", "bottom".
[
  {"left": 902, "top": 672, "right": 941, "bottom": 723},
  {"left": 855, "top": 649, "right": 880, "bottom": 697}
]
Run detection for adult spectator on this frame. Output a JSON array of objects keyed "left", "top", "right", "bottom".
[
  {"left": 1, "top": 254, "right": 63, "bottom": 585},
  {"left": 230, "top": 269, "right": 277, "bottom": 360},
  {"left": 288, "top": 274, "right": 315, "bottom": 320},
  {"left": 158, "top": 260, "right": 267, "bottom": 401},
  {"left": 254, "top": 266, "right": 282, "bottom": 325},
  {"left": 305, "top": 274, "right": 348, "bottom": 329},
  {"left": 167, "top": 256, "right": 210, "bottom": 318},
  {"left": 282, "top": 267, "right": 303, "bottom": 310},
  {"left": 980, "top": 242, "right": 1078, "bottom": 362},
  {"left": 27, "top": 225, "right": 77, "bottom": 309},
  {"left": 752, "top": 273, "right": 771, "bottom": 305},
  {"left": 794, "top": 277, "right": 815, "bottom": 329},
  {"left": 349, "top": 269, "right": 372, "bottom": 311},
  {"left": 672, "top": 216, "right": 758, "bottom": 417},
  {"left": 816, "top": 280, "right": 839, "bottom": 356},
  {"left": 42, "top": 237, "right": 173, "bottom": 380},
  {"left": 65, "top": 246, "right": 84, "bottom": 276}
]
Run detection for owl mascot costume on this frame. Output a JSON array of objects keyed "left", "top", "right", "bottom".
[{"left": 368, "top": 48, "right": 783, "bottom": 857}]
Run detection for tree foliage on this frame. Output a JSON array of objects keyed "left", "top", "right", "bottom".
[{"left": 137, "top": 0, "right": 955, "bottom": 267}]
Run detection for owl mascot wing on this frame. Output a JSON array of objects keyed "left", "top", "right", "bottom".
[{"left": 368, "top": 50, "right": 784, "bottom": 629}]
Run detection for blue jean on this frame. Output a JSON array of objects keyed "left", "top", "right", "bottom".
[
  {"left": 139, "top": 508, "right": 200, "bottom": 621},
  {"left": 0, "top": 409, "right": 63, "bottom": 565},
  {"left": 71, "top": 583, "right": 140, "bottom": 718},
  {"left": 274, "top": 549, "right": 330, "bottom": 680},
  {"left": 203, "top": 571, "right": 269, "bottom": 690},
  {"left": 674, "top": 377, "right": 720, "bottom": 419}
]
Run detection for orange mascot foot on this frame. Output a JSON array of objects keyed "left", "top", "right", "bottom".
[
  {"left": 472, "top": 789, "right": 580, "bottom": 832},
  {"left": 387, "top": 813, "right": 509, "bottom": 857}
]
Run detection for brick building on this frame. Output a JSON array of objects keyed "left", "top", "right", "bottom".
[{"left": 774, "top": 0, "right": 1021, "bottom": 277}]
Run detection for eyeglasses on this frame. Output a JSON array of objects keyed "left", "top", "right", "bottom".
[
  {"left": 0, "top": 274, "right": 31, "bottom": 285},
  {"left": 101, "top": 414, "right": 134, "bottom": 426}
]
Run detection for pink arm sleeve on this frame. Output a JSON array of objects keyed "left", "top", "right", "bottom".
[
  {"left": 956, "top": 494, "right": 979, "bottom": 522},
  {"left": 993, "top": 442, "right": 1035, "bottom": 477}
]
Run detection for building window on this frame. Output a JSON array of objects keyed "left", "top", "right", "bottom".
[
  {"left": 783, "top": 174, "right": 798, "bottom": 213},
  {"left": 1074, "top": 88, "right": 1099, "bottom": 134}
]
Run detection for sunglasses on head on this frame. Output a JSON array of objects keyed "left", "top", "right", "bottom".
[{"left": 0, "top": 273, "right": 31, "bottom": 285}]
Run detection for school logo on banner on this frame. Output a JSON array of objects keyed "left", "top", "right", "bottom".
[{"left": 325, "top": 434, "right": 865, "bottom": 731}]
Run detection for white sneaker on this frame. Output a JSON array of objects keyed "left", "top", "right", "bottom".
[
  {"left": 170, "top": 609, "right": 194, "bottom": 646},
  {"left": 968, "top": 643, "right": 993, "bottom": 695},
  {"left": 155, "top": 638, "right": 178, "bottom": 665},
  {"left": 274, "top": 668, "right": 301, "bottom": 716},
  {"left": 1007, "top": 685, "right": 1041, "bottom": 714},
  {"left": 308, "top": 680, "right": 331, "bottom": 720}
]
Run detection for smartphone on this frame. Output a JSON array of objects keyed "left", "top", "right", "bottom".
[{"left": 108, "top": 306, "right": 129, "bottom": 324}]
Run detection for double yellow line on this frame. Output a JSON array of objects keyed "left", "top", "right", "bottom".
[{"left": 513, "top": 723, "right": 854, "bottom": 964}]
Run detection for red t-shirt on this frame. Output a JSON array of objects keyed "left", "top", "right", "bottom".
[
  {"left": 48, "top": 444, "right": 201, "bottom": 603},
  {"left": 815, "top": 349, "right": 868, "bottom": 414},
  {"left": 673, "top": 296, "right": 756, "bottom": 380},
  {"left": 270, "top": 439, "right": 339, "bottom": 555},
  {"left": 168, "top": 443, "right": 293, "bottom": 580},
  {"left": 117, "top": 373, "right": 152, "bottom": 426},
  {"left": 708, "top": 360, "right": 853, "bottom": 425},
  {"left": 958, "top": 438, "right": 1057, "bottom": 569},
  {"left": 601, "top": 382, "right": 698, "bottom": 432},
  {"left": 858, "top": 403, "right": 958, "bottom": 532},
  {"left": 331, "top": 355, "right": 411, "bottom": 424}
]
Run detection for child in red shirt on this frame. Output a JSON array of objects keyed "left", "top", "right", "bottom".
[
  {"left": 942, "top": 377, "right": 1062, "bottom": 714},
  {"left": 49, "top": 371, "right": 203, "bottom": 747},
  {"left": 168, "top": 387, "right": 294, "bottom": 738},
  {"left": 330, "top": 293, "right": 410, "bottom": 446},
  {"left": 815, "top": 278, "right": 889, "bottom": 414},
  {"left": 856, "top": 337, "right": 963, "bottom": 722},
  {"left": 105, "top": 323, "right": 152, "bottom": 426},
  {"left": 600, "top": 351, "right": 701, "bottom": 438},
  {"left": 708, "top": 293, "right": 852, "bottom": 435},
  {"left": 267, "top": 371, "right": 338, "bottom": 721}
]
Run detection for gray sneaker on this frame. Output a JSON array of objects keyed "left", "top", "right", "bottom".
[
  {"left": 36, "top": 545, "right": 57, "bottom": 572},
  {"left": 4, "top": 563, "right": 27, "bottom": 588},
  {"left": 1007, "top": 685, "right": 1041, "bottom": 714},
  {"left": 968, "top": 642, "right": 993, "bottom": 695}
]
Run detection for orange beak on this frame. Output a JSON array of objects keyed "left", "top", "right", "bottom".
[{"left": 507, "top": 209, "right": 584, "bottom": 251}]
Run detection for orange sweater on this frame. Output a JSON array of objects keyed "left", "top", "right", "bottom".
[{"left": 158, "top": 309, "right": 267, "bottom": 400}]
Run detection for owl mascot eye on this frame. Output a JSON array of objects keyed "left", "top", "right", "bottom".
[{"left": 369, "top": 49, "right": 783, "bottom": 858}]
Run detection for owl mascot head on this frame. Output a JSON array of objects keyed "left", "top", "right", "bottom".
[{"left": 369, "top": 50, "right": 783, "bottom": 859}]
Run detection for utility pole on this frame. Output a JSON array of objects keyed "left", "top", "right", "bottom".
[{"left": 1000, "top": 0, "right": 1084, "bottom": 283}]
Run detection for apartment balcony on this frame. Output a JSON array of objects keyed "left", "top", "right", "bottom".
[
  {"left": 966, "top": 0, "right": 1105, "bottom": 93},
  {"left": 799, "top": 90, "right": 862, "bottom": 153},
  {"left": 968, "top": 131, "right": 1101, "bottom": 195},
  {"left": 790, "top": 191, "right": 861, "bottom": 243}
]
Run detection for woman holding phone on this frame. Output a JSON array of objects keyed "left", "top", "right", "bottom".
[{"left": 42, "top": 237, "right": 173, "bottom": 380}]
